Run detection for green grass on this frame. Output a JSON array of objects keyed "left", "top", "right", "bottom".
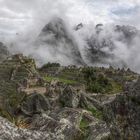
[
  {"left": 79, "top": 118, "right": 90, "bottom": 139},
  {"left": 87, "top": 107, "right": 103, "bottom": 120},
  {"left": 109, "top": 81, "right": 123, "bottom": 94},
  {"left": 0, "top": 81, "right": 26, "bottom": 123},
  {"left": 45, "top": 76, "right": 77, "bottom": 85},
  {"left": 0, "top": 108, "right": 15, "bottom": 123},
  {"left": 80, "top": 118, "right": 89, "bottom": 130},
  {"left": 43, "top": 66, "right": 138, "bottom": 95}
]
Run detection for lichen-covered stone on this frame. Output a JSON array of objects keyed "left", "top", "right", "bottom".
[
  {"left": 20, "top": 93, "right": 50, "bottom": 116},
  {"left": 103, "top": 77, "right": 140, "bottom": 140},
  {"left": 60, "top": 86, "right": 81, "bottom": 108}
]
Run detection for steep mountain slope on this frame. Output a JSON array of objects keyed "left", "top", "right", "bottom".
[
  {"left": 34, "top": 17, "right": 140, "bottom": 70},
  {"left": 79, "top": 24, "right": 140, "bottom": 67},
  {"left": 36, "top": 17, "right": 85, "bottom": 65}
]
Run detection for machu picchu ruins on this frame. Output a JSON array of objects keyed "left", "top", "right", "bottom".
[
  {"left": 0, "top": 53, "right": 140, "bottom": 140},
  {"left": 0, "top": 1, "right": 140, "bottom": 139}
]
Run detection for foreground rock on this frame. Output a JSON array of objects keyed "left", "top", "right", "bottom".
[
  {"left": 0, "top": 115, "right": 81, "bottom": 140},
  {"left": 60, "top": 86, "right": 81, "bottom": 108},
  {"left": 0, "top": 116, "right": 48, "bottom": 140},
  {"left": 0, "top": 108, "right": 110, "bottom": 140},
  {"left": 20, "top": 93, "right": 50, "bottom": 116},
  {"left": 104, "top": 77, "right": 140, "bottom": 140},
  {"left": 0, "top": 54, "right": 140, "bottom": 140}
]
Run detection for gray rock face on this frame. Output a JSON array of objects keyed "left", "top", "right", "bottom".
[
  {"left": 21, "top": 93, "right": 50, "bottom": 116},
  {"left": 115, "top": 25, "right": 138, "bottom": 42},
  {"left": 86, "top": 25, "right": 139, "bottom": 67},
  {"left": 59, "top": 86, "right": 103, "bottom": 110},
  {"left": 0, "top": 114, "right": 82, "bottom": 140},
  {"left": 74, "top": 23, "right": 83, "bottom": 31},
  {"left": 49, "top": 108, "right": 83, "bottom": 126},
  {"left": 103, "top": 77, "right": 140, "bottom": 140},
  {"left": 0, "top": 108, "right": 110, "bottom": 140},
  {"left": 60, "top": 86, "right": 81, "bottom": 108},
  {"left": 0, "top": 108, "right": 83, "bottom": 140},
  {"left": 0, "top": 116, "right": 49, "bottom": 140},
  {"left": 29, "top": 109, "right": 83, "bottom": 140},
  {"left": 87, "top": 121, "right": 110, "bottom": 140}
]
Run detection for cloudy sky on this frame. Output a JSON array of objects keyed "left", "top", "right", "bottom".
[{"left": 0, "top": 0, "right": 140, "bottom": 39}]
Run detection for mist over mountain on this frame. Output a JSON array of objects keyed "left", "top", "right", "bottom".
[
  {"left": 1, "top": 16, "right": 140, "bottom": 73},
  {"left": 81, "top": 23, "right": 140, "bottom": 68},
  {"left": 34, "top": 17, "right": 140, "bottom": 70},
  {"left": 0, "top": 0, "right": 140, "bottom": 72},
  {"left": 1, "top": 1, "right": 140, "bottom": 139},
  {"left": 35, "top": 17, "right": 86, "bottom": 66}
]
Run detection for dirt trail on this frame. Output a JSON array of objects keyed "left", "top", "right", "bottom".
[{"left": 23, "top": 87, "right": 46, "bottom": 95}]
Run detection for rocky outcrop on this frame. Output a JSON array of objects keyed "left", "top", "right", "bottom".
[
  {"left": 0, "top": 108, "right": 110, "bottom": 140},
  {"left": 103, "top": 77, "right": 140, "bottom": 140},
  {"left": 86, "top": 121, "right": 110, "bottom": 140},
  {"left": 0, "top": 54, "right": 39, "bottom": 83},
  {"left": 0, "top": 114, "right": 82, "bottom": 140},
  {"left": 59, "top": 86, "right": 103, "bottom": 110},
  {"left": 29, "top": 109, "right": 83, "bottom": 140},
  {"left": 60, "top": 86, "right": 81, "bottom": 108},
  {"left": 0, "top": 116, "right": 49, "bottom": 140},
  {"left": 0, "top": 54, "right": 45, "bottom": 123},
  {"left": 20, "top": 93, "right": 50, "bottom": 116},
  {"left": 74, "top": 23, "right": 83, "bottom": 31}
]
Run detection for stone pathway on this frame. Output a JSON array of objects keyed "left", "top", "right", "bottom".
[{"left": 23, "top": 87, "right": 46, "bottom": 95}]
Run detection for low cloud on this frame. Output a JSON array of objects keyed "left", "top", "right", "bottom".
[{"left": 0, "top": 0, "right": 140, "bottom": 72}]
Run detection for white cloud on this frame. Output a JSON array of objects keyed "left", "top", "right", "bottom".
[
  {"left": 0, "top": 0, "right": 140, "bottom": 72},
  {"left": 0, "top": 0, "right": 139, "bottom": 38}
]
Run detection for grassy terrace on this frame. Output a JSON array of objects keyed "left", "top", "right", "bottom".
[
  {"left": 45, "top": 76, "right": 78, "bottom": 85},
  {"left": 41, "top": 64, "right": 138, "bottom": 94}
]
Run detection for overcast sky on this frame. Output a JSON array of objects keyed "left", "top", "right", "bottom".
[{"left": 0, "top": 0, "right": 140, "bottom": 39}]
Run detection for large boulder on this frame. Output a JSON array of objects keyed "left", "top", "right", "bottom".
[
  {"left": 0, "top": 114, "right": 82, "bottom": 140},
  {"left": 86, "top": 121, "right": 110, "bottom": 140},
  {"left": 29, "top": 108, "right": 109, "bottom": 140},
  {"left": 49, "top": 108, "right": 83, "bottom": 126},
  {"left": 20, "top": 93, "right": 50, "bottom": 116},
  {"left": 29, "top": 109, "right": 83, "bottom": 140},
  {"left": 60, "top": 86, "right": 81, "bottom": 108},
  {"left": 0, "top": 116, "right": 49, "bottom": 140}
]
